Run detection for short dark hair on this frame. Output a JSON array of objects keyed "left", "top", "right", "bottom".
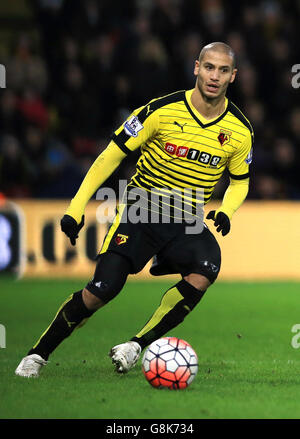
[{"left": 198, "top": 42, "right": 236, "bottom": 69}]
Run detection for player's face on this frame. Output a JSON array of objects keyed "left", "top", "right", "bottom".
[{"left": 194, "top": 50, "right": 237, "bottom": 100}]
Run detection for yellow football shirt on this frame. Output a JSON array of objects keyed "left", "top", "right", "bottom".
[
  {"left": 112, "top": 89, "right": 253, "bottom": 216},
  {"left": 66, "top": 88, "right": 253, "bottom": 223}
]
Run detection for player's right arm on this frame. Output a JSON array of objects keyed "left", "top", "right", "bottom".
[
  {"left": 61, "top": 105, "right": 159, "bottom": 245},
  {"left": 65, "top": 141, "right": 127, "bottom": 224},
  {"left": 60, "top": 141, "right": 126, "bottom": 244}
]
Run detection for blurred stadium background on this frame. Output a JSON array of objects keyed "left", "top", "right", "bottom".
[
  {"left": 1, "top": 0, "right": 300, "bottom": 421},
  {"left": 0, "top": 0, "right": 300, "bottom": 280}
]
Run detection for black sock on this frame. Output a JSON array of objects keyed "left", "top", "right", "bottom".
[
  {"left": 28, "top": 290, "right": 95, "bottom": 360},
  {"left": 131, "top": 279, "right": 206, "bottom": 350}
]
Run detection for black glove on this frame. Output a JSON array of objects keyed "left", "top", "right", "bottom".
[
  {"left": 60, "top": 214, "right": 84, "bottom": 246},
  {"left": 207, "top": 210, "right": 230, "bottom": 236}
]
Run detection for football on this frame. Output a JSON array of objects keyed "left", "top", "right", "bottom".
[{"left": 142, "top": 337, "right": 198, "bottom": 390}]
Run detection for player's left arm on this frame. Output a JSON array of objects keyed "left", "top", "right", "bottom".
[{"left": 207, "top": 129, "right": 253, "bottom": 236}]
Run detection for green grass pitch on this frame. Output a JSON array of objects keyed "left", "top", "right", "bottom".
[{"left": 1, "top": 277, "right": 300, "bottom": 419}]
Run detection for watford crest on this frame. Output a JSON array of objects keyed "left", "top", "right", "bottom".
[{"left": 218, "top": 129, "right": 232, "bottom": 146}]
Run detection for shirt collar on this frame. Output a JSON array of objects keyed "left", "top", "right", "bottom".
[{"left": 185, "top": 89, "right": 228, "bottom": 127}]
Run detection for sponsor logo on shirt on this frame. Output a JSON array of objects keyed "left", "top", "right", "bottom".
[{"left": 164, "top": 142, "right": 221, "bottom": 167}]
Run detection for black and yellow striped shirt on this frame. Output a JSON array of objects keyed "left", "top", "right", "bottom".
[{"left": 112, "top": 89, "right": 253, "bottom": 215}]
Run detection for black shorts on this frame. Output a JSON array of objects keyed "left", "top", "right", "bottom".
[{"left": 99, "top": 206, "right": 221, "bottom": 283}]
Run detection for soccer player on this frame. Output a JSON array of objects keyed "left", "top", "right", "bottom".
[{"left": 16, "top": 42, "right": 253, "bottom": 377}]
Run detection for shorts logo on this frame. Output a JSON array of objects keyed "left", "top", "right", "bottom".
[
  {"left": 218, "top": 129, "right": 232, "bottom": 146},
  {"left": 124, "top": 116, "right": 144, "bottom": 137},
  {"left": 115, "top": 234, "right": 129, "bottom": 245}
]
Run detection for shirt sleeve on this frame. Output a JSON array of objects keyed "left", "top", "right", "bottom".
[
  {"left": 216, "top": 177, "right": 249, "bottom": 220},
  {"left": 227, "top": 128, "right": 254, "bottom": 179},
  {"left": 111, "top": 103, "right": 159, "bottom": 154},
  {"left": 65, "top": 140, "right": 126, "bottom": 223}
]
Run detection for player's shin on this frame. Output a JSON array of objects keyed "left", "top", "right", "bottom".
[
  {"left": 27, "top": 290, "right": 95, "bottom": 360},
  {"left": 130, "top": 279, "right": 206, "bottom": 350}
]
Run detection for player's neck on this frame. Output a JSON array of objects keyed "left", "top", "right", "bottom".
[{"left": 191, "top": 87, "right": 226, "bottom": 121}]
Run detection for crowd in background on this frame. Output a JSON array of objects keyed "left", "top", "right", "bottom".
[{"left": 0, "top": 0, "right": 300, "bottom": 201}]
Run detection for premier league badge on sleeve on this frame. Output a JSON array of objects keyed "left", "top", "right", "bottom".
[
  {"left": 245, "top": 147, "right": 253, "bottom": 164},
  {"left": 124, "top": 116, "right": 144, "bottom": 138}
]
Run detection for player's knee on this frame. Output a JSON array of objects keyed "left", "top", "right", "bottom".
[
  {"left": 184, "top": 273, "right": 211, "bottom": 291},
  {"left": 82, "top": 287, "right": 105, "bottom": 311},
  {"left": 186, "top": 259, "right": 220, "bottom": 287},
  {"left": 85, "top": 252, "right": 131, "bottom": 304}
]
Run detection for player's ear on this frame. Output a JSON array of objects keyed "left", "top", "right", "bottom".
[
  {"left": 194, "top": 60, "right": 200, "bottom": 76},
  {"left": 230, "top": 68, "right": 237, "bottom": 83}
]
